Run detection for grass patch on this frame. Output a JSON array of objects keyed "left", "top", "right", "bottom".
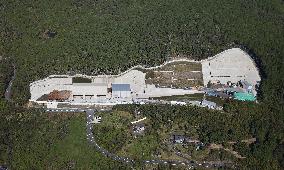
[
  {"left": 72, "top": 77, "right": 92, "bottom": 83},
  {"left": 7, "top": 111, "right": 130, "bottom": 169},
  {"left": 94, "top": 111, "right": 160, "bottom": 161},
  {"left": 206, "top": 96, "right": 228, "bottom": 107},
  {"left": 152, "top": 93, "right": 228, "bottom": 107},
  {"left": 152, "top": 93, "right": 204, "bottom": 101},
  {"left": 159, "top": 62, "right": 202, "bottom": 72},
  {"left": 145, "top": 62, "right": 203, "bottom": 88},
  {"left": 119, "top": 134, "right": 159, "bottom": 160},
  {"left": 159, "top": 150, "right": 187, "bottom": 161},
  {"left": 96, "top": 111, "right": 133, "bottom": 128},
  {"left": 191, "top": 148, "right": 210, "bottom": 160},
  {"left": 93, "top": 111, "right": 133, "bottom": 153},
  {"left": 46, "top": 114, "right": 130, "bottom": 169}
]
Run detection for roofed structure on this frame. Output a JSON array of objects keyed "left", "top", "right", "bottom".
[
  {"left": 72, "top": 83, "right": 108, "bottom": 96},
  {"left": 173, "top": 135, "right": 186, "bottom": 144},
  {"left": 133, "top": 124, "right": 145, "bottom": 134},
  {"left": 112, "top": 84, "right": 131, "bottom": 91},
  {"left": 111, "top": 84, "right": 131, "bottom": 98}
]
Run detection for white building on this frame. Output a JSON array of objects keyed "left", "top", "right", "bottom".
[{"left": 71, "top": 83, "right": 108, "bottom": 101}]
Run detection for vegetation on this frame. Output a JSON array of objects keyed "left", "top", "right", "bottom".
[
  {"left": 153, "top": 94, "right": 227, "bottom": 107},
  {"left": 92, "top": 104, "right": 282, "bottom": 168},
  {"left": 72, "top": 77, "right": 92, "bottom": 83},
  {"left": 93, "top": 111, "right": 132, "bottom": 153},
  {"left": 0, "top": 58, "right": 13, "bottom": 98},
  {"left": 153, "top": 93, "right": 204, "bottom": 101},
  {"left": 145, "top": 62, "right": 203, "bottom": 88},
  {"left": 114, "top": 102, "right": 284, "bottom": 169},
  {"left": 93, "top": 111, "right": 160, "bottom": 161},
  {"left": 0, "top": 101, "right": 130, "bottom": 169}
]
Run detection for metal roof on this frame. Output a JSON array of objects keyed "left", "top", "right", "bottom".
[{"left": 112, "top": 84, "right": 130, "bottom": 91}]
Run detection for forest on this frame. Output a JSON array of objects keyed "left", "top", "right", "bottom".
[
  {"left": 0, "top": 99, "right": 131, "bottom": 169},
  {"left": 113, "top": 102, "right": 284, "bottom": 169},
  {"left": 0, "top": 58, "right": 13, "bottom": 98},
  {"left": 0, "top": 0, "right": 283, "bottom": 169}
]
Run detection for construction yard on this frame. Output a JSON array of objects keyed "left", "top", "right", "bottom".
[
  {"left": 29, "top": 48, "right": 261, "bottom": 108},
  {"left": 30, "top": 69, "right": 202, "bottom": 108},
  {"left": 201, "top": 48, "right": 260, "bottom": 95}
]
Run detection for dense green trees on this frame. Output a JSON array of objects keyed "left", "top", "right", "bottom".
[
  {"left": 0, "top": 100, "right": 130, "bottom": 169},
  {"left": 72, "top": 77, "right": 92, "bottom": 83},
  {"left": 0, "top": 100, "right": 58, "bottom": 168},
  {"left": 114, "top": 103, "right": 283, "bottom": 143},
  {"left": 114, "top": 102, "right": 284, "bottom": 169},
  {"left": 94, "top": 125, "right": 128, "bottom": 152},
  {"left": 0, "top": 58, "right": 13, "bottom": 98}
]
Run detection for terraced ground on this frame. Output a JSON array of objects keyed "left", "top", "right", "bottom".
[{"left": 145, "top": 62, "right": 203, "bottom": 88}]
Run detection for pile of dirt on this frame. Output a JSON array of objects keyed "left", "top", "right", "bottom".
[{"left": 48, "top": 90, "right": 71, "bottom": 101}]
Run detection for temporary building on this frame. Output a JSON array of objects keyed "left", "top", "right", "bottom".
[{"left": 111, "top": 84, "right": 131, "bottom": 98}]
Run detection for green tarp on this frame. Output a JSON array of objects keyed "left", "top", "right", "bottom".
[{"left": 234, "top": 92, "right": 256, "bottom": 101}]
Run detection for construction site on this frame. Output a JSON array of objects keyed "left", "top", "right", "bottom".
[{"left": 29, "top": 48, "right": 261, "bottom": 108}]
